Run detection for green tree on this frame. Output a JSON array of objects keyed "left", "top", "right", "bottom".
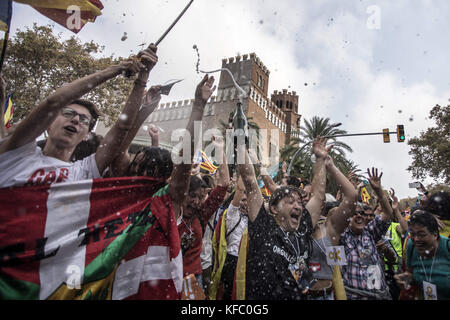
[
  {"left": 407, "top": 104, "right": 450, "bottom": 184},
  {"left": 2, "top": 24, "right": 134, "bottom": 127},
  {"left": 281, "top": 116, "right": 357, "bottom": 194}
]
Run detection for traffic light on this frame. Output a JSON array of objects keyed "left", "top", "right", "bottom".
[
  {"left": 383, "top": 128, "right": 390, "bottom": 143},
  {"left": 397, "top": 125, "right": 405, "bottom": 142}
]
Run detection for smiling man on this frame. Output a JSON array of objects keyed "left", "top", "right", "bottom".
[
  {"left": 0, "top": 46, "right": 158, "bottom": 188},
  {"left": 340, "top": 167, "right": 394, "bottom": 300}
]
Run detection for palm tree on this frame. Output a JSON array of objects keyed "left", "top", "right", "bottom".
[
  {"left": 298, "top": 116, "right": 353, "bottom": 156},
  {"left": 281, "top": 116, "right": 360, "bottom": 195}
]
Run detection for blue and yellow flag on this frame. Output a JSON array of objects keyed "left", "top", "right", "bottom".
[{"left": 3, "top": 93, "right": 13, "bottom": 128}]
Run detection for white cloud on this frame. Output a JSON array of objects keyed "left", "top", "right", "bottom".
[{"left": 8, "top": 0, "right": 450, "bottom": 199}]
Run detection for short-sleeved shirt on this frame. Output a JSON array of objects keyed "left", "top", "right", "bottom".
[
  {"left": 225, "top": 204, "right": 248, "bottom": 257},
  {"left": 340, "top": 215, "right": 391, "bottom": 299},
  {"left": 246, "top": 205, "right": 314, "bottom": 300},
  {"left": 406, "top": 236, "right": 450, "bottom": 300},
  {"left": 0, "top": 140, "right": 100, "bottom": 188}
]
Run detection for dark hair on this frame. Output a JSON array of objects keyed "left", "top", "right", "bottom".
[
  {"left": 423, "top": 191, "right": 450, "bottom": 221},
  {"left": 69, "top": 99, "right": 100, "bottom": 131},
  {"left": 70, "top": 133, "right": 103, "bottom": 161},
  {"left": 201, "top": 174, "right": 216, "bottom": 189},
  {"left": 130, "top": 147, "right": 173, "bottom": 179},
  {"left": 286, "top": 176, "right": 302, "bottom": 188},
  {"left": 269, "top": 185, "right": 303, "bottom": 209},
  {"left": 189, "top": 175, "right": 205, "bottom": 193},
  {"left": 356, "top": 202, "right": 372, "bottom": 211},
  {"left": 408, "top": 210, "right": 440, "bottom": 238},
  {"left": 323, "top": 201, "right": 340, "bottom": 217}
]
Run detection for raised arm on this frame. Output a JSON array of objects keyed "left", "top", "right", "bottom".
[
  {"left": 238, "top": 147, "right": 263, "bottom": 222},
  {"left": 148, "top": 125, "right": 160, "bottom": 147},
  {"left": 231, "top": 176, "right": 245, "bottom": 207},
  {"left": 213, "top": 136, "right": 230, "bottom": 189},
  {"left": 259, "top": 166, "right": 279, "bottom": 193},
  {"left": 390, "top": 188, "right": 408, "bottom": 235},
  {"left": 0, "top": 55, "right": 145, "bottom": 155},
  {"left": 367, "top": 167, "right": 393, "bottom": 221},
  {"left": 95, "top": 46, "right": 158, "bottom": 174},
  {"left": 170, "top": 75, "right": 216, "bottom": 212},
  {"left": 306, "top": 137, "right": 332, "bottom": 228},
  {"left": 325, "top": 155, "right": 358, "bottom": 242}
]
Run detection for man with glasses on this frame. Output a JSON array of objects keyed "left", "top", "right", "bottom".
[
  {"left": 339, "top": 168, "right": 394, "bottom": 300},
  {"left": 0, "top": 46, "right": 158, "bottom": 188}
]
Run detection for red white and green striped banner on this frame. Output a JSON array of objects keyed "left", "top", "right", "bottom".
[{"left": 0, "top": 177, "right": 182, "bottom": 300}]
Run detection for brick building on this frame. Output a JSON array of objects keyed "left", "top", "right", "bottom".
[{"left": 96, "top": 52, "right": 302, "bottom": 158}]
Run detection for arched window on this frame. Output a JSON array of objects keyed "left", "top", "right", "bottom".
[{"left": 258, "top": 75, "right": 262, "bottom": 87}]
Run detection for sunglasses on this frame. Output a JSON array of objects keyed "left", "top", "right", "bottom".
[
  {"left": 61, "top": 107, "right": 92, "bottom": 127},
  {"left": 354, "top": 211, "right": 375, "bottom": 218}
]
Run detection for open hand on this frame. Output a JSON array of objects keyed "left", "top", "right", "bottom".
[
  {"left": 389, "top": 188, "right": 399, "bottom": 210},
  {"left": 312, "top": 136, "right": 333, "bottom": 160},
  {"left": 367, "top": 167, "right": 383, "bottom": 191},
  {"left": 195, "top": 75, "right": 216, "bottom": 104}
]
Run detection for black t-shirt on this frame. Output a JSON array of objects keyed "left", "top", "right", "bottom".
[{"left": 245, "top": 205, "right": 314, "bottom": 300}]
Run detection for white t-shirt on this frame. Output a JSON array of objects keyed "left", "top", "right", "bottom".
[
  {"left": 0, "top": 140, "right": 101, "bottom": 188},
  {"left": 225, "top": 204, "right": 248, "bottom": 257}
]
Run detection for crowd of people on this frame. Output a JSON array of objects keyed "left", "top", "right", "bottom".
[{"left": 0, "top": 44, "right": 449, "bottom": 301}]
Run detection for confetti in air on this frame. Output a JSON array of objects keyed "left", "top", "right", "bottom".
[{"left": 193, "top": 44, "right": 247, "bottom": 103}]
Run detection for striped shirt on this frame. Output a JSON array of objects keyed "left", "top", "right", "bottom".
[{"left": 340, "top": 215, "right": 392, "bottom": 300}]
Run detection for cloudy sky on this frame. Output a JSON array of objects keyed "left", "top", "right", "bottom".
[{"left": 8, "top": 0, "right": 450, "bottom": 199}]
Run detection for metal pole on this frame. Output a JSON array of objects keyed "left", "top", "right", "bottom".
[
  {"left": 287, "top": 140, "right": 313, "bottom": 176},
  {"left": 155, "top": 0, "right": 194, "bottom": 46},
  {"left": 286, "top": 131, "right": 396, "bottom": 175}
]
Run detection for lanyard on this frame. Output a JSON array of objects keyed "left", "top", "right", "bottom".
[
  {"left": 312, "top": 224, "right": 327, "bottom": 255},
  {"left": 280, "top": 227, "right": 300, "bottom": 260},
  {"left": 419, "top": 247, "right": 437, "bottom": 283}
]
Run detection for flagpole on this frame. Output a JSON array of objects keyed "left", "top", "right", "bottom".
[{"left": 155, "top": 0, "right": 194, "bottom": 46}]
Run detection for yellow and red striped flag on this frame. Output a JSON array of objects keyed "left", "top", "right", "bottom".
[
  {"left": 14, "top": 0, "right": 104, "bottom": 33},
  {"left": 195, "top": 150, "right": 219, "bottom": 174}
]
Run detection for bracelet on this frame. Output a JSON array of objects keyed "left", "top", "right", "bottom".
[{"left": 134, "top": 78, "right": 147, "bottom": 87}]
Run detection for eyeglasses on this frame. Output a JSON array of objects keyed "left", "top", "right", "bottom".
[
  {"left": 354, "top": 211, "right": 375, "bottom": 218},
  {"left": 61, "top": 107, "right": 91, "bottom": 127}
]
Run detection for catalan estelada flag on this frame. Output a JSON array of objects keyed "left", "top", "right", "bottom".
[
  {"left": 195, "top": 150, "right": 219, "bottom": 175},
  {"left": 0, "top": 177, "right": 182, "bottom": 300},
  {"left": 3, "top": 93, "right": 13, "bottom": 128},
  {"left": 14, "top": 0, "right": 104, "bottom": 33}
]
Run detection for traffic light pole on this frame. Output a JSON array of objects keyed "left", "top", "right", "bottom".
[
  {"left": 325, "top": 131, "right": 398, "bottom": 138},
  {"left": 287, "top": 130, "right": 401, "bottom": 175}
]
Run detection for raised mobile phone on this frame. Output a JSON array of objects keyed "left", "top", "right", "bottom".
[{"left": 409, "top": 182, "right": 421, "bottom": 188}]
